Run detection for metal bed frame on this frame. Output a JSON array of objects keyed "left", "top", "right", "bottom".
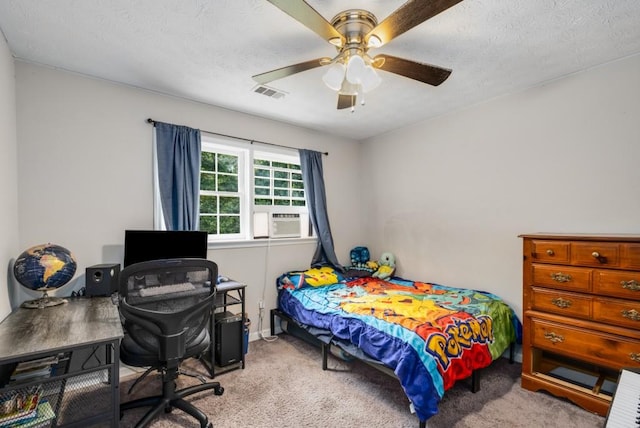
[{"left": 270, "top": 308, "right": 515, "bottom": 428}]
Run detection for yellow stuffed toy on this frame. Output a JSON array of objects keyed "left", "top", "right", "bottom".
[{"left": 304, "top": 266, "right": 341, "bottom": 287}]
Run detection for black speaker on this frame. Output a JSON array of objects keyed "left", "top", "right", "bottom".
[
  {"left": 215, "top": 311, "right": 243, "bottom": 366},
  {"left": 86, "top": 264, "right": 120, "bottom": 297}
]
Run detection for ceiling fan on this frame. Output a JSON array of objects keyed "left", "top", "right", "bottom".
[{"left": 253, "top": 0, "right": 464, "bottom": 111}]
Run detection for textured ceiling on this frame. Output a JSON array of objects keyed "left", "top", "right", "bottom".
[{"left": 1, "top": 0, "right": 639, "bottom": 140}]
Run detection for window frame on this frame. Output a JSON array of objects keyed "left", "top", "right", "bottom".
[
  {"left": 198, "top": 138, "right": 248, "bottom": 241},
  {"left": 251, "top": 150, "right": 306, "bottom": 213},
  {"left": 199, "top": 134, "right": 310, "bottom": 243}
]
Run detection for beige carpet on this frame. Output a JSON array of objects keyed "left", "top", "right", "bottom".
[{"left": 119, "top": 334, "right": 606, "bottom": 428}]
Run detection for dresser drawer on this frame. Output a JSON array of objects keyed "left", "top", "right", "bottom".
[
  {"left": 622, "top": 244, "right": 640, "bottom": 270},
  {"left": 593, "top": 297, "right": 640, "bottom": 330},
  {"left": 594, "top": 270, "right": 640, "bottom": 300},
  {"left": 531, "top": 240, "right": 570, "bottom": 263},
  {"left": 571, "top": 242, "right": 619, "bottom": 267},
  {"left": 532, "top": 264, "right": 591, "bottom": 292},
  {"left": 530, "top": 287, "right": 591, "bottom": 319},
  {"left": 530, "top": 318, "right": 640, "bottom": 369}
]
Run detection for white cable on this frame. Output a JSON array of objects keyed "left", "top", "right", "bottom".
[
  {"left": 258, "top": 305, "right": 278, "bottom": 342},
  {"left": 258, "top": 236, "right": 278, "bottom": 342}
]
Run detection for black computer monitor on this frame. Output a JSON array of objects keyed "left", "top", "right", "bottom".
[{"left": 123, "top": 230, "right": 208, "bottom": 267}]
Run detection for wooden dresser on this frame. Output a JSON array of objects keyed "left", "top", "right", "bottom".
[{"left": 520, "top": 233, "right": 640, "bottom": 416}]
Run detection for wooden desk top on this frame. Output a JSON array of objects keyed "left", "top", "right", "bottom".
[{"left": 0, "top": 297, "right": 123, "bottom": 362}]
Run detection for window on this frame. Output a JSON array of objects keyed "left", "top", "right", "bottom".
[
  {"left": 198, "top": 144, "right": 244, "bottom": 238},
  {"left": 197, "top": 135, "right": 310, "bottom": 241}
]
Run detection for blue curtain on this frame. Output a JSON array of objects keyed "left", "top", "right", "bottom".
[
  {"left": 155, "top": 122, "right": 201, "bottom": 231},
  {"left": 299, "top": 149, "right": 343, "bottom": 271}
]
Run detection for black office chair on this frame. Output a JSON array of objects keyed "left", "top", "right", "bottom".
[{"left": 118, "top": 258, "right": 224, "bottom": 428}]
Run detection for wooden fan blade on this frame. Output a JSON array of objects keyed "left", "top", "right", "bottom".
[
  {"left": 267, "top": 0, "right": 343, "bottom": 44},
  {"left": 366, "top": 0, "right": 463, "bottom": 47},
  {"left": 337, "top": 94, "right": 356, "bottom": 110},
  {"left": 252, "top": 58, "right": 327, "bottom": 85},
  {"left": 373, "top": 54, "right": 452, "bottom": 86}
]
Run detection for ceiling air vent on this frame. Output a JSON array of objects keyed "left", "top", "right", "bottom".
[{"left": 253, "top": 85, "right": 286, "bottom": 100}]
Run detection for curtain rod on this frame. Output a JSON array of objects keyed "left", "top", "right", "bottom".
[{"left": 146, "top": 118, "right": 328, "bottom": 155}]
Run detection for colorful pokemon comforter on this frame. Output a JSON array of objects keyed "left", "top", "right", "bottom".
[{"left": 277, "top": 269, "right": 521, "bottom": 422}]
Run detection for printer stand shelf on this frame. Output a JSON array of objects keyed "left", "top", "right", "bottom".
[{"left": 0, "top": 298, "right": 123, "bottom": 428}]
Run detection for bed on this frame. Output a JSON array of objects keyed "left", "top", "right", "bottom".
[{"left": 271, "top": 266, "right": 521, "bottom": 427}]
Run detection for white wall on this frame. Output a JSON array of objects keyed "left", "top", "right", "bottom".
[
  {"left": 14, "top": 62, "right": 363, "bottom": 336},
  {"left": 361, "top": 53, "right": 640, "bottom": 318},
  {"left": 0, "top": 33, "right": 19, "bottom": 320}
]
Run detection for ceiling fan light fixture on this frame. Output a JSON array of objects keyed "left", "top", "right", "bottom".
[
  {"left": 345, "top": 54, "right": 380, "bottom": 93},
  {"left": 360, "top": 65, "right": 381, "bottom": 92},
  {"left": 345, "top": 55, "right": 366, "bottom": 84},
  {"left": 322, "top": 62, "right": 346, "bottom": 91},
  {"left": 367, "top": 34, "right": 382, "bottom": 48}
]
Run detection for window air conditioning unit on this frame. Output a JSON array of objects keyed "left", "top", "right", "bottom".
[{"left": 270, "top": 213, "right": 301, "bottom": 238}]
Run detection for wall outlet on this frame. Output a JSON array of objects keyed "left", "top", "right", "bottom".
[{"left": 258, "top": 300, "right": 264, "bottom": 309}]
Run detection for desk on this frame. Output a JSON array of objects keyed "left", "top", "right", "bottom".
[{"left": 0, "top": 297, "right": 123, "bottom": 427}]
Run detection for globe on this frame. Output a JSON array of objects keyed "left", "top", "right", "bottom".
[{"left": 13, "top": 243, "right": 77, "bottom": 309}]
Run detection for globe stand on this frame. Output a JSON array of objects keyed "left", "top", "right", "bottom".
[{"left": 21, "top": 288, "right": 68, "bottom": 309}]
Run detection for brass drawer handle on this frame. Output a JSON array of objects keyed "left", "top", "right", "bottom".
[
  {"left": 622, "top": 280, "right": 640, "bottom": 291},
  {"left": 622, "top": 309, "right": 640, "bottom": 321},
  {"left": 551, "top": 297, "right": 572, "bottom": 309},
  {"left": 546, "top": 249, "right": 554, "bottom": 256},
  {"left": 630, "top": 353, "right": 640, "bottom": 363},
  {"left": 550, "top": 272, "right": 572, "bottom": 283},
  {"left": 544, "top": 332, "right": 564, "bottom": 343},
  {"left": 591, "top": 251, "right": 607, "bottom": 263}
]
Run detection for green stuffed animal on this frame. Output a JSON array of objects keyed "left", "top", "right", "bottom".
[{"left": 372, "top": 252, "right": 396, "bottom": 280}]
